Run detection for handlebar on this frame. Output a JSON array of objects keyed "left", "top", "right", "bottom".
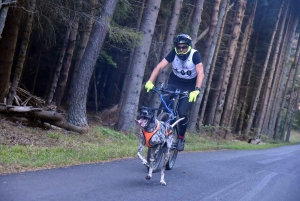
[
  {"left": 149, "top": 87, "right": 189, "bottom": 123},
  {"left": 150, "top": 87, "right": 189, "bottom": 97}
]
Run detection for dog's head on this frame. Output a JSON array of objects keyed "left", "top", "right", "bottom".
[{"left": 135, "top": 106, "right": 156, "bottom": 128}]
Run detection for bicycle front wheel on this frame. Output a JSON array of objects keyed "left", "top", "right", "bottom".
[
  {"left": 166, "top": 125, "right": 178, "bottom": 170},
  {"left": 157, "top": 112, "right": 178, "bottom": 170}
]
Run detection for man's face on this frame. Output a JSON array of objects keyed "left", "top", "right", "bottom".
[{"left": 176, "top": 44, "right": 189, "bottom": 53}]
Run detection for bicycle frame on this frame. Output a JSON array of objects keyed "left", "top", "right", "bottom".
[{"left": 153, "top": 87, "right": 189, "bottom": 124}]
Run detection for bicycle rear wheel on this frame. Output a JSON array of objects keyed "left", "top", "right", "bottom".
[{"left": 157, "top": 112, "right": 178, "bottom": 170}]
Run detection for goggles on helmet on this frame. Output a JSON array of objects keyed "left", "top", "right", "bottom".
[{"left": 175, "top": 46, "right": 191, "bottom": 55}]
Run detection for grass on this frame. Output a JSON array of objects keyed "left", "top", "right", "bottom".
[
  {"left": 186, "top": 131, "right": 300, "bottom": 151},
  {"left": 0, "top": 126, "right": 139, "bottom": 174},
  {"left": 1, "top": 125, "right": 300, "bottom": 174}
]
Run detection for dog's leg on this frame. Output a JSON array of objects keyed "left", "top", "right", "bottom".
[
  {"left": 147, "top": 144, "right": 163, "bottom": 181},
  {"left": 137, "top": 152, "right": 149, "bottom": 167},
  {"left": 160, "top": 134, "right": 173, "bottom": 185},
  {"left": 137, "top": 133, "right": 149, "bottom": 167},
  {"left": 146, "top": 148, "right": 156, "bottom": 180},
  {"left": 153, "top": 144, "right": 162, "bottom": 159},
  {"left": 160, "top": 146, "right": 169, "bottom": 186}
]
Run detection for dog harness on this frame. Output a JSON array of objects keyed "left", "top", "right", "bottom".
[{"left": 142, "top": 120, "right": 172, "bottom": 148}]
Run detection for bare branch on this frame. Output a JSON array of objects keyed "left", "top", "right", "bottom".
[{"left": 195, "top": 27, "right": 209, "bottom": 44}]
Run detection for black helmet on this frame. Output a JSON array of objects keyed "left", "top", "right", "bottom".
[
  {"left": 173, "top": 33, "right": 192, "bottom": 60},
  {"left": 173, "top": 33, "right": 192, "bottom": 46}
]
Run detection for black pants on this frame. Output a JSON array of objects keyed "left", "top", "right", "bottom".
[{"left": 160, "top": 73, "right": 196, "bottom": 137}]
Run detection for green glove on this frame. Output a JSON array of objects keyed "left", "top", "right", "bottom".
[
  {"left": 145, "top": 81, "right": 154, "bottom": 92},
  {"left": 189, "top": 90, "right": 200, "bottom": 102}
]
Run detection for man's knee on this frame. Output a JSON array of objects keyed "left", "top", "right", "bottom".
[
  {"left": 178, "top": 114, "right": 189, "bottom": 125},
  {"left": 182, "top": 116, "right": 189, "bottom": 125}
]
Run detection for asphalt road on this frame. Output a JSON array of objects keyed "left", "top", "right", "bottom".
[{"left": 1, "top": 144, "right": 300, "bottom": 201}]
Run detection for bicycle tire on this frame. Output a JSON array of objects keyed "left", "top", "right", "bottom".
[
  {"left": 166, "top": 125, "right": 178, "bottom": 170},
  {"left": 157, "top": 112, "right": 178, "bottom": 170}
]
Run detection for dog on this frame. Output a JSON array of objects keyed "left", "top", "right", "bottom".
[{"left": 135, "top": 106, "right": 184, "bottom": 185}]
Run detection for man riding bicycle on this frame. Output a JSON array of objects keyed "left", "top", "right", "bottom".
[{"left": 145, "top": 33, "right": 204, "bottom": 151}]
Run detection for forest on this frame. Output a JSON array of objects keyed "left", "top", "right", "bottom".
[{"left": 0, "top": 0, "right": 300, "bottom": 142}]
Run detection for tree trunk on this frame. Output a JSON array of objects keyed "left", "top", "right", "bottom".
[
  {"left": 272, "top": 64, "right": 289, "bottom": 140},
  {"left": 189, "top": 0, "right": 227, "bottom": 131},
  {"left": 0, "top": 105, "right": 88, "bottom": 133},
  {"left": 0, "top": 4, "right": 21, "bottom": 102},
  {"left": 117, "top": 0, "right": 161, "bottom": 132},
  {"left": 201, "top": 0, "right": 221, "bottom": 66},
  {"left": 68, "top": 0, "right": 119, "bottom": 127},
  {"left": 149, "top": 0, "right": 183, "bottom": 109},
  {"left": 152, "top": 1, "right": 173, "bottom": 65},
  {"left": 245, "top": 2, "right": 283, "bottom": 138},
  {"left": 204, "top": 1, "right": 234, "bottom": 126},
  {"left": 31, "top": 53, "right": 41, "bottom": 94},
  {"left": 118, "top": 0, "right": 145, "bottom": 109},
  {"left": 190, "top": 0, "right": 205, "bottom": 45},
  {"left": 54, "top": 0, "right": 82, "bottom": 107},
  {"left": 237, "top": 3, "right": 268, "bottom": 137},
  {"left": 226, "top": 1, "right": 257, "bottom": 131},
  {"left": 257, "top": 1, "right": 288, "bottom": 136},
  {"left": 238, "top": 52, "right": 255, "bottom": 137},
  {"left": 280, "top": 32, "right": 300, "bottom": 140},
  {"left": 264, "top": 13, "right": 292, "bottom": 137},
  {"left": 286, "top": 87, "right": 300, "bottom": 142},
  {"left": 46, "top": 28, "right": 71, "bottom": 105},
  {"left": 68, "top": 0, "right": 96, "bottom": 105},
  {"left": 184, "top": 3, "right": 194, "bottom": 33},
  {"left": 275, "top": 36, "right": 297, "bottom": 140},
  {"left": 93, "top": 69, "right": 98, "bottom": 112},
  {"left": 7, "top": 0, "right": 36, "bottom": 105},
  {"left": 213, "top": 0, "right": 247, "bottom": 130},
  {"left": 271, "top": 17, "right": 297, "bottom": 140},
  {"left": 0, "top": 0, "right": 14, "bottom": 39}
]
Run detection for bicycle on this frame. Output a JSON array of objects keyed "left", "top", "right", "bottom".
[{"left": 146, "top": 86, "right": 189, "bottom": 172}]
